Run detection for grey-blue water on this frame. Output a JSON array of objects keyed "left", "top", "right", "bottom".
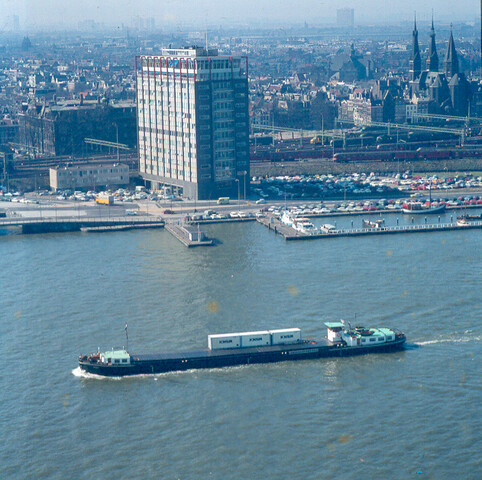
[{"left": 1, "top": 214, "right": 481, "bottom": 480}]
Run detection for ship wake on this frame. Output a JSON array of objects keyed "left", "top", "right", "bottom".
[{"left": 414, "top": 334, "right": 480, "bottom": 346}]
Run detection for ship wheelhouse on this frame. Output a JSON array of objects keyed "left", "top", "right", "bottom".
[
  {"left": 325, "top": 322, "right": 344, "bottom": 342},
  {"left": 100, "top": 349, "right": 131, "bottom": 365}
]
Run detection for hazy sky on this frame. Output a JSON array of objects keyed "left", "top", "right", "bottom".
[{"left": 0, "top": 0, "right": 479, "bottom": 29}]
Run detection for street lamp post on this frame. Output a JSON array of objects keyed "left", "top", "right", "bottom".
[
  {"left": 235, "top": 179, "right": 240, "bottom": 206},
  {"left": 243, "top": 171, "right": 247, "bottom": 203},
  {"left": 114, "top": 123, "right": 120, "bottom": 163},
  {"left": 321, "top": 115, "right": 324, "bottom": 145}
]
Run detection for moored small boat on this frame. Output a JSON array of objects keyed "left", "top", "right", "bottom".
[
  {"left": 401, "top": 201, "right": 446, "bottom": 214},
  {"left": 362, "top": 219, "right": 385, "bottom": 229},
  {"left": 456, "top": 215, "right": 470, "bottom": 226},
  {"left": 403, "top": 184, "right": 446, "bottom": 214},
  {"left": 320, "top": 223, "right": 337, "bottom": 233},
  {"left": 280, "top": 210, "right": 296, "bottom": 226},
  {"left": 293, "top": 218, "right": 318, "bottom": 234}
]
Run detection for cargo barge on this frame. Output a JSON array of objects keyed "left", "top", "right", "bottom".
[{"left": 78, "top": 323, "right": 406, "bottom": 377}]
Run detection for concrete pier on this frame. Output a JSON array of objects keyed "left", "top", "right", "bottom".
[
  {"left": 81, "top": 223, "right": 165, "bottom": 233},
  {"left": 165, "top": 224, "right": 214, "bottom": 247}
]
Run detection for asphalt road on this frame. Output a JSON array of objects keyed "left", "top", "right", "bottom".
[{"left": 1, "top": 187, "right": 481, "bottom": 222}]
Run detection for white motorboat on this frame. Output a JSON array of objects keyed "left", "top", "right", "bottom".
[
  {"left": 293, "top": 218, "right": 318, "bottom": 235},
  {"left": 320, "top": 223, "right": 337, "bottom": 233},
  {"left": 280, "top": 210, "right": 296, "bottom": 226}
]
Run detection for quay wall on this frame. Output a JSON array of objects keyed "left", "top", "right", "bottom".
[
  {"left": 22, "top": 222, "right": 82, "bottom": 234},
  {"left": 251, "top": 158, "right": 482, "bottom": 177}
]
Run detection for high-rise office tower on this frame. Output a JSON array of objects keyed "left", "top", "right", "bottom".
[
  {"left": 336, "top": 8, "right": 354, "bottom": 28},
  {"left": 136, "top": 47, "right": 249, "bottom": 200}
]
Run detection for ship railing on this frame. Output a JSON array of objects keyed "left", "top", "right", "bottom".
[{"left": 314, "top": 221, "right": 480, "bottom": 236}]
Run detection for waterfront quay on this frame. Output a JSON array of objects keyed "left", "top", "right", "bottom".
[
  {"left": 0, "top": 215, "right": 164, "bottom": 234},
  {"left": 1, "top": 192, "right": 481, "bottom": 242}
]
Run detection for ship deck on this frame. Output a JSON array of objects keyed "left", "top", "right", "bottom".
[{"left": 130, "top": 338, "right": 333, "bottom": 362}]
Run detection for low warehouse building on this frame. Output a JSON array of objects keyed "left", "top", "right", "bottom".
[{"left": 49, "top": 163, "right": 129, "bottom": 191}]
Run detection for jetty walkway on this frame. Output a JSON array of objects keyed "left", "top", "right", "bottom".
[{"left": 257, "top": 215, "right": 482, "bottom": 241}]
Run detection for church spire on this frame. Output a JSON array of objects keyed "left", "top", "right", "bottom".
[
  {"left": 444, "top": 25, "right": 459, "bottom": 77},
  {"left": 409, "top": 13, "right": 421, "bottom": 81},
  {"left": 427, "top": 13, "right": 439, "bottom": 71}
]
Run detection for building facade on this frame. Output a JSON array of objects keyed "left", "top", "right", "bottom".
[
  {"left": 18, "top": 100, "right": 136, "bottom": 157},
  {"left": 136, "top": 47, "right": 249, "bottom": 200},
  {"left": 0, "top": 121, "right": 19, "bottom": 148},
  {"left": 49, "top": 163, "right": 129, "bottom": 191},
  {"left": 338, "top": 89, "right": 383, "bottom": 125}
]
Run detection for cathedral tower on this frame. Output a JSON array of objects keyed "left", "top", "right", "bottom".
[
  {"left": 409, "top": 15, "right": 422, "bottom": 82},
  {"left": 427, "top": 17, "right": 439, "bottom": 72},
  {"left": 444, "top": 27, "right": 459, "bottom": 78}
]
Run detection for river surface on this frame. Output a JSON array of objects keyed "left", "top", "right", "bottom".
[{"left": 1, "top": 211, "right": 481, "bottom": 480}]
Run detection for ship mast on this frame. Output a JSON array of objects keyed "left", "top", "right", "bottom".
[{"left": 125, "top": 323, "right": 128, "bottom": 351}]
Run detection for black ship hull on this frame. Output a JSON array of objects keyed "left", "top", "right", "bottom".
[{"left": 79, "top": 337, "right": 406, "bottom": 377}]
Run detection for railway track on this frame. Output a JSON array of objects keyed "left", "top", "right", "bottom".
[{"left": 10, "top": 154, "right": 139, "bottom": 178}]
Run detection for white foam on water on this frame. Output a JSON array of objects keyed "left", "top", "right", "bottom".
[
  {"left": 71, "top": 367, "right": 122, "bottom": 380},
  {"left": 71, "top": 366, "right": 197, "bottom": 381},
  {"left": 71, "top": 363, "right": 255, "bottom": 381},
  {"left": 136, "top": 364, "right": 250, "bottom": 379},
  {"left": 414, "top": 335, "right": 481, "bottom": 346}
]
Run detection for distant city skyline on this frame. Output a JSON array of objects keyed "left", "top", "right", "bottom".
[{"left": 0, "top": 0, "right": 479, "bottom": 30}]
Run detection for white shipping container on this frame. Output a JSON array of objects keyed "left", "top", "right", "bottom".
[
  {"left": 270, "top": 328, "right": 302, "bottom": 345},
  {"left": 208, "top": 333, "right": 241, "bottom": 350},
  {"left": 240, "top": 331, "right": 271, "bottom": 347}
]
